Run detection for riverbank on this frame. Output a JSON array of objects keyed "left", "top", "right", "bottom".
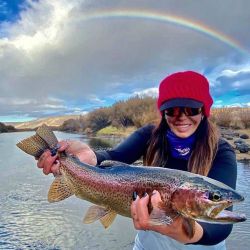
[
  {"left": 221, "top": 128, "right": 250, "bottom": 161},
  {"left": 2, "top": 123, "right": 249, "bottom": 161},
  {"left": 97, "top": 126, "right": 250, "bottom": 161}
]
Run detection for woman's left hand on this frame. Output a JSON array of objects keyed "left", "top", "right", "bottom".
[{"left": 130, "top": 190, "right": 203, "bottom": 244}]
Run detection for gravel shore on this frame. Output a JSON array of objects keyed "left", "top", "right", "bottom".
[{"left": 220, "top": 128, "right": 250, "bottom": 161}]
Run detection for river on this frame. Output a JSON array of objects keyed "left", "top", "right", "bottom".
[{"left": 0, "top": 131, "right": 249, "bottom": 250}]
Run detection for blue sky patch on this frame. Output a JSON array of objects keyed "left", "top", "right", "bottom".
[{"left": 0, "top": 0, "right": 28, "bottom": 23}]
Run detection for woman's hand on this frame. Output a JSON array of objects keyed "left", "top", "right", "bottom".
[
  {"left": 37, "top": 140, "right": 97, "bottom": 176},
  {"left": 130, "top": 190, "right": 203, "bottom": 244}
]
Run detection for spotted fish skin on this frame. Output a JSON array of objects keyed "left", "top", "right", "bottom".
[{"left": 16, "top": 124, "right": 246, "bottom": 238}]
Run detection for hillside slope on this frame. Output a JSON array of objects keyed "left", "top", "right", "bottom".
[{"left": 12, "top": 115, "right": 80, "bottom": 129}]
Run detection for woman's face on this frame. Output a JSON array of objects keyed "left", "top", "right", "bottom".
[{"left": 165, "top": 110, "right": 203, "bottom": 138}]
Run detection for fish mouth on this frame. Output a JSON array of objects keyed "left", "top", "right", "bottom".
[
  {"left": 213, "top": 209, "right": 247, "bottom": 223},
  {"left": 207, "top": 201, "right": 246, "bottom": 223}
]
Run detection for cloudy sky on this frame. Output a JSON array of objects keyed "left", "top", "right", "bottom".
[{"left": 0, "top": 0, "right": 249, "bottom": 122}]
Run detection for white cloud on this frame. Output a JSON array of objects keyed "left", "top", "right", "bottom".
[
  {"left": 205, "top": 62, "right": 250, "bottom": 98},
  {"left": 221, "top": 67, "right": 250, "bottom": 77},
  {"left": 232, "top": 81, "right": 242, "bottom": 88},
  {"left": 132, "top": 87, "right": 158, "bottom": 98},
  {"left": 88, "top": 95, "right": 106, "bottom": 104},
  {"left": 3, "top": 0, "right": 74, "bottom": 51},
  {"left": 227, "top": 103, "right": 245, "bottom": 107}
]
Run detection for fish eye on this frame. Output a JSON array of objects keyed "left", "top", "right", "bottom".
[{"left": 209, "top": 192, "right": 221, "bottom": 202}]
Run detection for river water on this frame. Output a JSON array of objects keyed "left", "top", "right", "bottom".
[{"left": 0, "top": 131, "right": 249, "bottom": 250}]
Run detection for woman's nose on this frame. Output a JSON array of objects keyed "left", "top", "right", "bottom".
[{"left": 176, "top": 110, "right": 187, "bottom": 118}]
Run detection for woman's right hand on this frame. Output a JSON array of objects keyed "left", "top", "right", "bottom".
[
  {"left": 131, "top": 190, "right": 203, "bottom": 244},
  {"left": 37, "top": 140, "right": 97, "bottom": 176}
]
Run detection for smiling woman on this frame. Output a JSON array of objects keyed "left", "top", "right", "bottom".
[{"left": 157, "top": 71, "right": 213, "bottom": 139}]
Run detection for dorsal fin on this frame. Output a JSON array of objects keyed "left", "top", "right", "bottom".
[{"left": 100, "top": 160, "right": 131, "bottom": 168}]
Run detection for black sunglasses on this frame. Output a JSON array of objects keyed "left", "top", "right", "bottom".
[{"left": 164, "top": 107, "right": 202, "bottom": 117}]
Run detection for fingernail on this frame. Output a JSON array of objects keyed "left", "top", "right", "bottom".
[
  {"left": 132, "top": 191, "right": 137, "bottom": 201},
  {"left": 51, "top": 145, "right": 60, "bottom": 156},
  {"left": 152, "top": 190, "right": 157, "bottom": 195},
  {"left": 50, "top": 149, "right": 57, "bottom": 156}
]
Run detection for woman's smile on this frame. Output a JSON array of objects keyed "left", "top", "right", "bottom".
[{"left": 166, "top": 112, "right": 202, "bottom": 138}]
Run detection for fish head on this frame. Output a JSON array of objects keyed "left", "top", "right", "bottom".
[{"left": 171, "top": 176, "right": 246, "bottom": 223}]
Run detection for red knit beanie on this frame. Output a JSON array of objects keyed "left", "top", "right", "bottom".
[{"left": 157, "top": 71, "right": 213, "bottom": 117}]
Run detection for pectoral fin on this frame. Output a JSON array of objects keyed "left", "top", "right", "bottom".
[
  {"left": 182, "top": 217, "right": 195, "bottom": 239},
  {"left": 149, "top": 210, "right": 195, "bottom": 239},
  {"left": 148, "top": 201, "right": 178, "bottom": 226},
  {"left": 149, "top": 208, "right": 173, "bottom": 225},
  {"left": 83, "top": 205, "right": 117, "bottom": 228},
  {"left": 48, "top": 176, "right": 74, "bottom": 202}
]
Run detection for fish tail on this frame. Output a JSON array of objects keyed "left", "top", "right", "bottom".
[
  {"left": 36, "top": 124, "right": 58, "bottom": 148},
  {"left": 16, "top": 124, "right": 58, "bottom": 158}
]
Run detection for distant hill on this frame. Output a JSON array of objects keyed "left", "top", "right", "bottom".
[{"left": 8, "top": 115, "right": 81, "bottom": 130}]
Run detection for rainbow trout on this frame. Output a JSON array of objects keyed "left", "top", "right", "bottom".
[{"left": 17, "top": 124, "right": 246, "bottom": 238}]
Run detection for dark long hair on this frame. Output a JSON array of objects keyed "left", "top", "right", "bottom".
[{"left": 144, "top": 116, "right": 219, "bottom": 176}]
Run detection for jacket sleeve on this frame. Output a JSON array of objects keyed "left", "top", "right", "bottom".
[
  {"left": 94, "top": 124, "right": 154, "bottom": 164},
  {"left": 193, "top": 139, "right": 237, "bottom": 245}
]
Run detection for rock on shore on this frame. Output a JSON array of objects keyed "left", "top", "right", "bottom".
[{"left": 220, "top": 127, "right": 250, "bottom": 161}]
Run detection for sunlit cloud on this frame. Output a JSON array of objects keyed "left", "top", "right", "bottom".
[{"left": 132, "top": 87, "right": 158, "bottom": 98}]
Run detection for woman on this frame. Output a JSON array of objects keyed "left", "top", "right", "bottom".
[{"left": 37, "top": 71, "right": 237, "bottom": 250}]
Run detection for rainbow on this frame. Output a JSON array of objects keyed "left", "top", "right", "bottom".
[{"left": 75, "top": 9, "right": 248, "bottom": 55}]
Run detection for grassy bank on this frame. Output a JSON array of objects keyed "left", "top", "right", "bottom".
[{"left": 97, "top": 126, "right": 137, "bottom": 137}]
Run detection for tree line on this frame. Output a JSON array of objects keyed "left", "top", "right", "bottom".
[
  {"left": 60, "top": 96, "right": 250, "bottom": 133},
  {"left": 60, "top": 96, "right": 159, "bottom": 133}
]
